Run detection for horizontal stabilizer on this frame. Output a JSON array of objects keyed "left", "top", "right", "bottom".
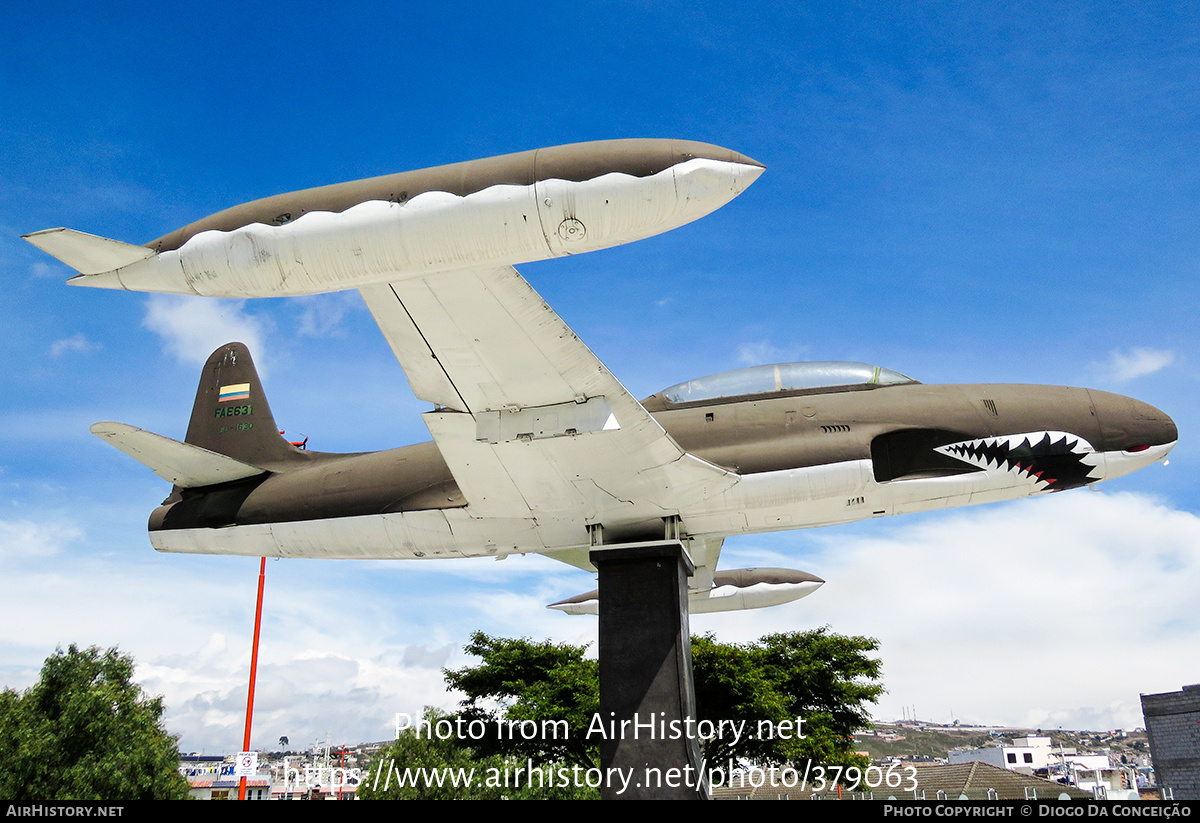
[
  {"left": 90, "top": 422, "right": 266, "bottom": 488},
  {"left": 22, "top": 228, "right": 155, "bottom": 275}
]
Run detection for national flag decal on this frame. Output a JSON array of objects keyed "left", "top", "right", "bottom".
[{"left": 219, "top": 383, "right": 251, "bottom": 402}]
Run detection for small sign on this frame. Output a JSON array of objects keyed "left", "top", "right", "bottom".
[{"left": 235, "top": 752, "right": 258, "bottom": 777}]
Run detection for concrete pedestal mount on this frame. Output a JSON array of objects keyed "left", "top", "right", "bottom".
[{"left": 591, "top": 541, "right": 707, "bottom": 800}]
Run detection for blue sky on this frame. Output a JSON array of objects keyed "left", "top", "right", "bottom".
[{"left": 3, "top": 2, "right": 1199, "bottom": 753}]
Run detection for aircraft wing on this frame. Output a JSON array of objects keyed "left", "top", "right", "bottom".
[{"left": 358, "top": 266, "right": 737, "bottom": 536}]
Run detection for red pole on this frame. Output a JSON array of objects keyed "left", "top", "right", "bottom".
[{"left": 239, "top": 557, "right": 267, "bottom": 801}]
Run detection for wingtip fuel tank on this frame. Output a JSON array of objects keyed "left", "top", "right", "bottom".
[
  {"left": 548, "top": 568, "right": 825, "bottom": 615},
  {"left": 27, "top": 138, "right": 764, "bottom": 298}
]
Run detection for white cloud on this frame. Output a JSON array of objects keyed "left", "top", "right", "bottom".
[
  {"left": 715, "top": 490, "right": 1200, "bottom": 731},
  {"left": 4, "top": 489, "right": 1195, "bottom": 753},
  {"left": 143, "top": 295, "right": 270, "bottom": 368},
  {"left": 293, "top": 293, "right": 360, "bottom": 338},
  {"left": 0, "top": 510, "right": 596, "bottom": 752},
  {"left": 734, "top": 341, "right": 773, "bottom": 365},
  {"left": 737, "top": 340, "right": 776, "bottom": 365},
  {"left": 1101, "top": 347, "right": 1175, "bottom": 381},
  {"left": 49, "top": 333, "right": 99, "bottom": 358},
  {"left": 735, "top": 340, "right": 811, "bottom": 366},
  {"left": 0, "top": 519, "right": 82, "bottom": 558}
]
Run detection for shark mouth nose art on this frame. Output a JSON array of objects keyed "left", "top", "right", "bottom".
[{"left": 935, "top": 431, "right": 1100, "bottom": 492}]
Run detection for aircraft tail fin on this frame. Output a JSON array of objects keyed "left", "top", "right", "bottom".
[
  {"left": 22, "top": 228, "right": 156, "bottom": 275},
  {"left": 90, "top": 422, "right": 265, "bottom": 488},
  {"left": 184, "top": 342, "right": 305, "bottom": 469}
]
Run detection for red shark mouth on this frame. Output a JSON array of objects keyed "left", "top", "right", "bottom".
[{"left": 936, "top": 432, "right": 1100, "bottom": 492}]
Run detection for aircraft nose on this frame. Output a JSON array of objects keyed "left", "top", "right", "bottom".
[
  {"left": 1135, "top": 399, "right": 1178, "bottom": 448},
  {"left": 1087, "top": 389, "right": 1177, "bottom": 452}
]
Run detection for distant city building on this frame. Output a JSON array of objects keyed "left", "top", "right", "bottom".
[
  {"left": 908, "top": 762, "right": 1091, "bottom": 801},
  {"left": 179, "top": 755, "right": 271, "bottom": 800},
  {"left": 948, "top": 736, "right": 1056, "bottom": 774},
  {"left": 178, "top": 750, "right": 362, "bottom": 800},
  {"left": 1142, "top": 683, "right": 1200, "bottom": 800},
  {"left": 945, "top": 736, "right": 1146, "bottom": 798},
  {"left": 711, "top": 761, "right": 1091, "bottom": 800}
]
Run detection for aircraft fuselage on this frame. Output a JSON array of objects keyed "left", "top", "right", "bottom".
[
  {"left": 32, "top": 138, "right": 1176, "bottom": 611},
  {"left": 146, "top": 379, "right": 1176, "bottom": 560}
]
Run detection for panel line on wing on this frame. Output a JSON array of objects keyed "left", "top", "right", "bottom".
[
  {"left": 360, "top": 266, "right": 738, "bottom": 525},
  {"left": 387, "top": 281, "right": 469, "bottom": 411},
  {"left": 359, "top": 280, "right": 467, "bottom": 411}
]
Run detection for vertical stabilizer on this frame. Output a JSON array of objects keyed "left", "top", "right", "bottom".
[{"left": 186, "top": 343, "right": 300, "bottom": 468}]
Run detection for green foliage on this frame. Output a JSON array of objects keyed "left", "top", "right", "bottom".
[
  {"left": 357, "top": 708, "right": 598, "bottom": 800},
  {"left": 0, "top": 645, "right": 189, "bottom": 800},
  {"left": 764, "top": 629, "right": 884, "bottom": 763},
  {"left": 690, "top": 633, "right": 794, "bottom": 763},
  {"left": 442, "top": 627, "right": 883, "bottom": 773},
  {"left": 694, "top": 628, "right": 884, "bottom": 769},
  {"left": 443, "top": 632, "right": 599, "bottom": 770}
]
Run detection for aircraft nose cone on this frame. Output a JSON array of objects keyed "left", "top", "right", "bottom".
[
  {"left": 1136, "top": 399, "right": 1178, "bottom": 447},
  {"left": 1087, "top": 389, "right": 1177, "bottom": 451},
  {"left": 531, "top": 138, "right": 764, "bottom": 183},
  {"left": 668, "top": 139, "right": 764, "bottom": 170}
]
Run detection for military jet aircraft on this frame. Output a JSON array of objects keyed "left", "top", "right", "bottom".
[{"left": 24, "top": 139, "right": 1177, "bottom": 614}]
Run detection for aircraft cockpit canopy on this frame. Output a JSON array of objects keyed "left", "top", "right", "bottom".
[{"left": 650, "top": 362, "right": 918, "bottom": 407}]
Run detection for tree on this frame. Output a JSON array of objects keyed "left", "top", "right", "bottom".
[
  {"left": 689, "top": 633, "right": 794, "bottom": 763},
  {"left": 442, "top": 632, "right": 598, "bottom": 770},
  {"left": 357, "top": 707, "right": 597, "bottom": 800},
  {"left": 692, "top": 628, "right": 883, "bottom": 768},
  {"left": 0, "top": 645, "right": 190, "bottom": 800},
  {"left": 442, "top": 627, "right": 883, "bottom": 772},
  {"left": 357, "top": 708, "right": 498, "bottom": 800}
]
